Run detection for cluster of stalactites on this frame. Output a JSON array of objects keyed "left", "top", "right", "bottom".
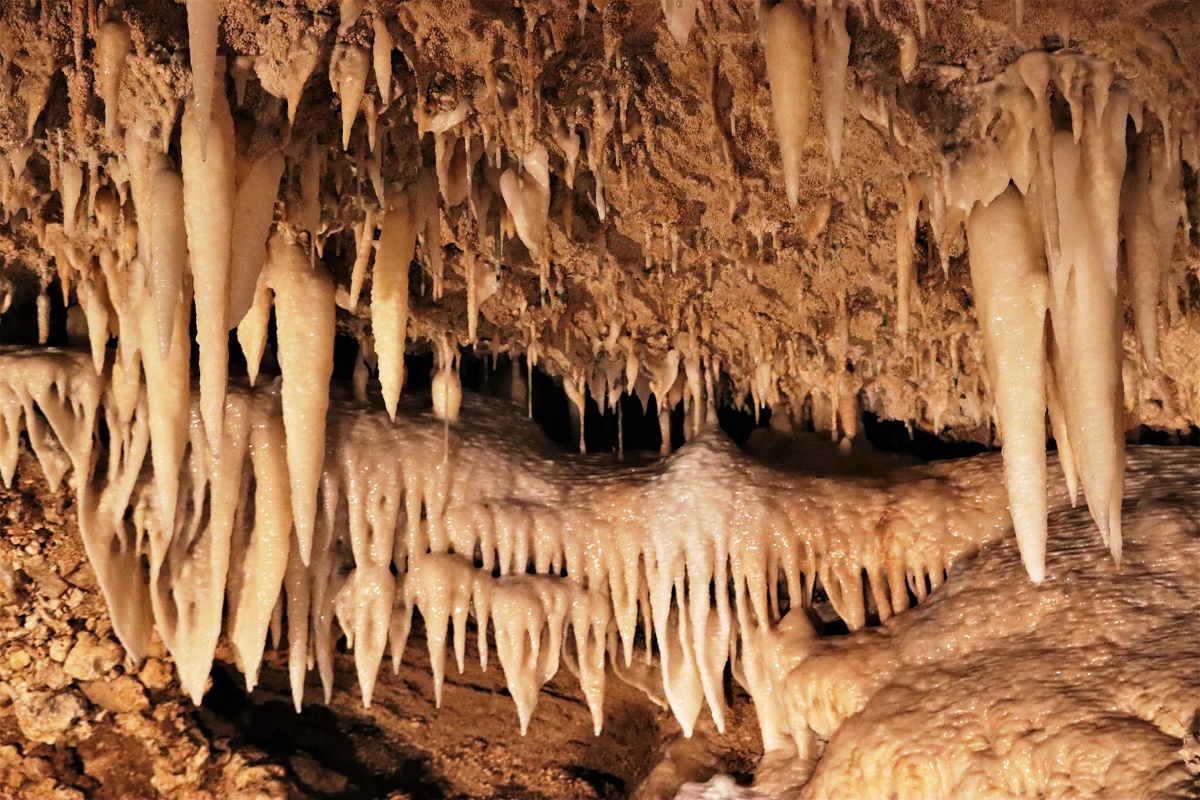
[
  {"left": 0, "top": 347, "right": 1011, "bottom": 744},
  {"left": 3, "top": 0, "right": 690, "bottom": 447},
  {"left": 0, "top": 0, "right": 962, "bottom": 481},
  {"left": 762, "top": 0, "right": 851, "bottom": 207},
  {"left": 893, "top": 51, "right": 1193, "bottom": 582}
]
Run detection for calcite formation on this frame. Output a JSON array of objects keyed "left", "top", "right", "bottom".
[{"left": 0, "top": 0, "right": 1198, "bottom": 796}]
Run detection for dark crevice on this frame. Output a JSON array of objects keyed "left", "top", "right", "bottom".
[{"left": 199, "top": 666, "right": 449, "bottom": 799}]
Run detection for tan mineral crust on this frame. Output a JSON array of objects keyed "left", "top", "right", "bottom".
[{"left": 0, "top": 0, "right": 1197, "bottom": 797}]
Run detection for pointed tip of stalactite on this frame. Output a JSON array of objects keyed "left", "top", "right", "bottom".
[
  {"left": 1013, "top": 505, "right": 1048, "bottom": 585},
  {"left": 661, "top": 0, "right": 696, "bottom": 47},
  {"left": 183, "top": 673, "right": 208, "bottom": 707},
  {"left": 335, "top": 46, "right": 370, "bottom": 152},
  {"left": 1022, "top": 554, "right": 1046, "bottom": 584},
  {"left": 1106, "top": 496, "right": 1123, "bottom": 568},
  {"left": 296, "top": 525, "right": 314, "bottom": 567},
  {"left": 290, "top": 669, "right": 306, "bottom": 713}
]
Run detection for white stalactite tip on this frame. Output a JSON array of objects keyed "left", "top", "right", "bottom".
[
  {"left": 236, "top": 278, "right": 272, "bottom": 387},
  {"left": 333, "top": 44, "right": 370, "bottom": 151},
  {"left": 763, "top": 2, "right": 814, "bottom": 209}
]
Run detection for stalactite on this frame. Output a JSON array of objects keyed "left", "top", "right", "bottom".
[
  {"left": 95, "top": 20, "right": 131, "bottom": 137},
  {"left": 332, "top": 44, "right": 370, "bottom": 151},
  {"left": 148, "top": 159, "right": 187, "bottom": 359},
  {"left": 499, "top": 144, "right": 551, "bottom": 258},
  {"left": 373, "top": 189, "right": 416, "bottom": 419},
  {"left": 814, "top": 0, "right": 850, "bottom": 168},
  {"left": 373, "top": 15, "right": 393, "bottom": 107},
  {"left": 0, "top": 6, "right": 1198, "bottom": 794},
  {"left": 228, "top": 152, "right": 286, "bottom": 327},
  {"left": 764, "top": 2, "right": 813, "bottom": 209},
  {"left": 966, "top": 185, "right": 1049, "bottom": 582},
  {"left": 0, "top": 347, "right": 1018, "bottom": 742},
  {"left": 185, "top": 0, "right": 220, "bottom": 157},
  {"left": 263, "top": 233, "right": 336, "bottom": 563},
  {"left": 181, "top": 72, "right": 237, "bottom": 452},
  {"left": 661, "top": 0, "right": 696, "bottom": 47}
]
